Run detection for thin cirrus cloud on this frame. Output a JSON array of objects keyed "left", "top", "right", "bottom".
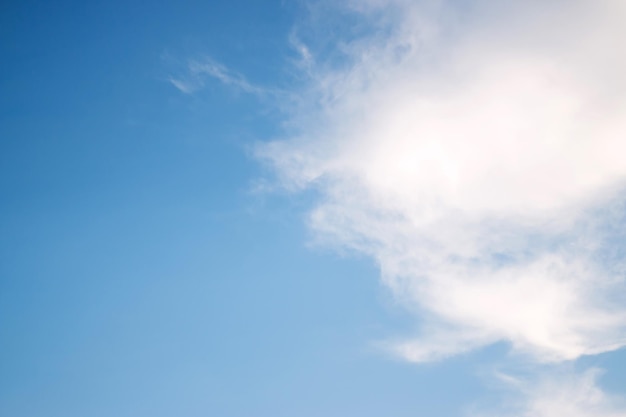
[{"left": 169, "top": 57, "right": 265, "bottom": 95}]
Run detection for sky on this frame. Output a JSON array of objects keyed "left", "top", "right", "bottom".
[{"left": 1, "top": 0, "right": 626, "bottom": 416}]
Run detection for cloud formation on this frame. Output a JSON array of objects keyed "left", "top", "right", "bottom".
[
  {"left": 475, "top": 368, "right": 626, "bottom": 417},
  {"left": 169, "top": 56, "right": 265, "bottom": 95},
  {"left": 258, "top": 0, "right": 626, "bottom": 365}
]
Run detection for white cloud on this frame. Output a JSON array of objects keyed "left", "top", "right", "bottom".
[
  {"left": 257, "top": 0, "right": 626, "bottom": 363},
  {"left": 473, "top": 368, "right": 626, "bottom": 417},
  {"left": 169, "top": 56, "right": 265, "bottom": 95}
]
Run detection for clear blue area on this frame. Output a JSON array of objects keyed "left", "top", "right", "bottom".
[{"left": 2, "top": 1, "right": 625, "bottom": 416}]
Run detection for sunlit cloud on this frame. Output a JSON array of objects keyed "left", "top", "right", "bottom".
[
  {"left": 257, "top": 0, "right": 626, "bottom": 364},
  {"left": 243, "top": 1, "right": 626, "bottom": 414}
]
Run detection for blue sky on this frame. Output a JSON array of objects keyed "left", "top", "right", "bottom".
[{"left": 2, "top": 1, "right": 626, "bottom": 416}]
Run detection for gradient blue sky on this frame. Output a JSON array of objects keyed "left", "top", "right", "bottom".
[{"left": 2, "top": 1, "right": 626, "bottom": 416}]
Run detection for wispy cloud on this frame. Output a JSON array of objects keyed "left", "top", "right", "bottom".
[
  {"left": 256, "top": 0, "right": 626, "bottom": 410},
  {"left": 474, "top": 368, "right": 626, "bottom": 417},
  {"left": 169, "top": 56, "right": 267, "bottom": 95}
]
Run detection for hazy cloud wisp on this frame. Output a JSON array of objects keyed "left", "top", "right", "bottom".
[{"left": 169, "top": 56, "right": 266, "bottom": 95}]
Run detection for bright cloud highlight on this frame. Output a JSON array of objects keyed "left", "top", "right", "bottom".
[{"left": 257, "top": 0, "right": 626, "bottom": 364}]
